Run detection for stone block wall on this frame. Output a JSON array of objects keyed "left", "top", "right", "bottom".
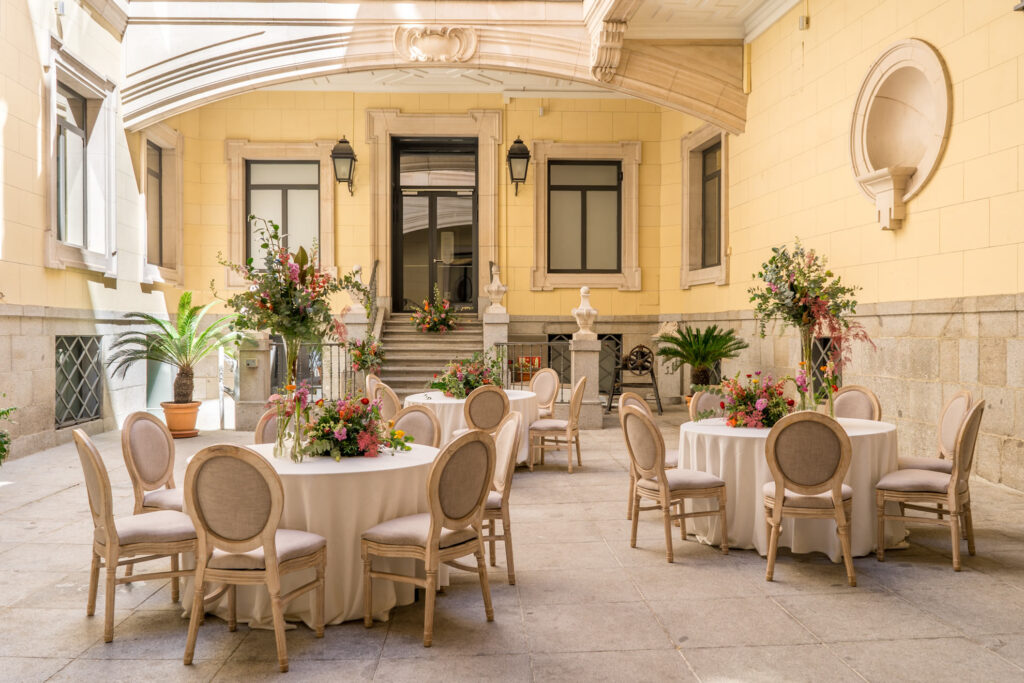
[{"left": 677, "top": 294, "right": 1024, "bottom": 493}]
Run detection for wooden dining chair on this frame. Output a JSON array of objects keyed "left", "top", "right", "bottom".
[
  {"left": 832, "top": 385, "right": 882, "bottom": 421},
  {"left": 688, "top": 388, "right": 724, "bottom": 421},
  {"left": 529, "top": 367, "right": 560, "bottom": 418},
  {"left": 458, "top": 385, "right": 510, "bottom": 436},
  {"left": 361, "top": 430, "right": 496, "bottom": 647},
  {"left": 365, "top": 373, "right": 383, "bottom": 401},
  {"left": 619, "top": 392, "right": 678, "bottom": 520},
  {"left": 373, "top": 382, "right": 402, "bottom": 421},
  {"left": 183, "top": 444, "right": 327, "bottom": 673},
  {"left": 620, "top": 406, "right": 728, "bottom": 563},
  {"left": 898, "top": 390, "right": 972, "bottom": 474},
  {"left": 876, "top": 400, "right": 985, "bottom": 571},
  {"left": 483, "top": 411, "right": 523, "bottom": 584},
  {"left": 392, "top": 404, "right": 442, "bottom": 448},
  {"left": 763, "top": 411, "right": 856, "bottom": 586},
  {"left": 121, "top": 411, "right": 183, "bottom": 514},
  {"left": 528, "top": 376, "right": 586, "bottom": 473},
  {"left": 254, "top": 407, "right": 278, "bottom": 445},
  {"left": 73, "top": 429, "right": 197, "bottom": 643}
]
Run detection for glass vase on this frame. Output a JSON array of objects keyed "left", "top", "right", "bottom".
[
  {"left": 283, "top": 336, "right": 301, "bottom": 387},
  {"left": 798, "top": 325, "right": 814, "bottom": 411}
]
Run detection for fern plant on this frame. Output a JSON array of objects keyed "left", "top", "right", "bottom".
[
  {"left": 107, "top": 292, "right": 240, "bottom": 403},
  {"left": 656, "top": 324, "right": 749, "bottom": 388}
]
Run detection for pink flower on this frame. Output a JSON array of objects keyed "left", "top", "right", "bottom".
[{"left": 333, "top": 427, "right": 347, "bottom": 441}]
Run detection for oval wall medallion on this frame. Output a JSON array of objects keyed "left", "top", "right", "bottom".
[{"left": 850, "top": 39, "right": 951, "bottom": 230}]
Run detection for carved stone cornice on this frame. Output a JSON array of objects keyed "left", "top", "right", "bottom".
[
  {"left": 590, "top": 20, "right": 626, "bottom": 83},
  {"left": 394, "top": 26, "right": 478, "bottom": 63}
]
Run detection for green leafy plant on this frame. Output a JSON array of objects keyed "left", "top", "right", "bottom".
[
  {"left": 656, "top": 324, "right": 749, "bottom": 388},
  {"left": 429, "top": 349, "right": 504, "bottom": 398},
  {"left": 0, "top": 396, "right": 16, "bottom": 466},
  {"left": 107, "top": 292, "right": 240, "bottom": 403}
]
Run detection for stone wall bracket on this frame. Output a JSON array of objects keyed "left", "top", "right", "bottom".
[{"left": 856, "top": 166, "right": 916, "bottom": 231}]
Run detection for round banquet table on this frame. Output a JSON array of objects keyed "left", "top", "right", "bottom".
[
  {"left": 183, "top": 442, "right": 445, "bottom": 629},
  {"left": 404, "top": 389, "right": 538, "bottom": 463},
  {"left": 678, "top": 417, "right": 906, "bottom": 562}
]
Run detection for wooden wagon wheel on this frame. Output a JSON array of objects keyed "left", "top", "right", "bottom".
[{"left": 624, "top": 345, "right": 655, "bottom": 376}]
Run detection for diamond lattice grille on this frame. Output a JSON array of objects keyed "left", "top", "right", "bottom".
[{"left": 55, "top": 336, "right": 102, "bottom": 428}]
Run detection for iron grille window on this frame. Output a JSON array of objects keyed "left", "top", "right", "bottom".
[
  {"left": 55, "top": 336, "right": 102, "bottom": 428},
  {"left": 811, "top": 337, "right": 840, "bottom": 394},
  {"left": 546, "top": 332, "right": 621, "bottom": 395}
]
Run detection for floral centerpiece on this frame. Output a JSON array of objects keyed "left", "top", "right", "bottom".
[
  {"left": 347, "top": 335, "right": 385, "bottom": 375},
  {"left": 217, "top": 217, "right": 361, "bottom": 386},
  {"left": 697, "top": 372, "right": 794, "bottom": 428},
  {"left": 305, "top": 394, "right": 412, "bottom": 460},
  {"left": 748, "top": 240, "right": 871, "bottom": 408},
  {"left": 429, "top": 349, "right": 503, "bottom": 399},
  {"left": 267, "top": 382, "right": 312, "bottom": 462},
  {"left": 411, "top": 284, "right": 458, "bottom": 333}
]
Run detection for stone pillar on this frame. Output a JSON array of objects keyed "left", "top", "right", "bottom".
[
  {"left": 570, "top": 287, "right": 603, "bottom": 429},
  {"left": 235, "top": 332, "right": 272, "bottom": 431},
  {"left": 653, "top": 318, "right": 682, "bottom": 404},
  {"left": 483, "top": 263, "right": 509, "bottom": 352},
  {"left": 344, "top": 264, "right": 370, "bottom": 342}
]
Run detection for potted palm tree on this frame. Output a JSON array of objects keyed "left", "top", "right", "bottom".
[
  {"left": 656, "top": 324, "right": 749, "bottom": 394},
  {"left": 107, "top": 292, "right": 239, "bottom": 437}
]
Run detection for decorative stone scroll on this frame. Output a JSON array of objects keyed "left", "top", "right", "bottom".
[
  {"left": 394, "top": 26, "right": 478, "bottom": 63},
  {"left": 590, "top": 20, "right": 626, "bottom": 83}
]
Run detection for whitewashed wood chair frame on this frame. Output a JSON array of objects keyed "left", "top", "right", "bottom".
[
  {"left": 763, "top": 411, "right": 856, "bottom": 586},
  {"left": 373, "top": 382, "right": 402, "bottom": 422},
  {"left": 121, "top": 411, "right": 180, "bottom": 514},
  {"left": 392, "top": 404, "right": 443, "bottom": 449},
  {"left": 619, "top": 392, "right": 678, "bottom": 520},
  {"left": 361, "top": 430, "right": 497, "bottom": 647},
  {"left": 462, "top": 385, "right": 510, "bottom": 435},
  {"left": 74, "top": 429, "right": 197, "bottom": 643},
  {"left": 365, "top": 373, "right": 383, "bottom": 401},
  {"left": 688, "top": 388, "right": 723, "bottom": 422},
  {"left": 254, "top": 407, "right": 279, "bottom": 445},
  {"left": 183, "top": 444, "right": 326, "bottom": 673},
  {"left": 483, "top": 411, "right": 523, "bottom": 584},
  {"left": 877, "top": 400, "right": 985, "bottom": 571},
  {"left": 529, "top": 367, "right": 560, "bottom": 418},
  {"left": 528, "top": 376, "right": 586, "bottom": 473},
  {"left": 832, "top": 384, "right": 882, "bottom": 421}
]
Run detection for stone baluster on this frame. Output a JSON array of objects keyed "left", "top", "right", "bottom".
[
  {"left": 483, "top": 262, "right": 509, "bottom": 351},
  {"left": 570, "top": 287, "right": 603, "bottom": 429}
]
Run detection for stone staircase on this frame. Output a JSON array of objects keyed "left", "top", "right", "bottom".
[{"left": 378, "top": 314, "right": 484, "bottom": 400}]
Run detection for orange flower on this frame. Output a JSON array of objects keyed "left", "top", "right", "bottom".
[{"left": 284, "top": 384, "right": 296, "bottom": 391}]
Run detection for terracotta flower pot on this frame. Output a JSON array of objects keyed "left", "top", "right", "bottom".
[{"left": 161, "top": 401, "right": 201, "bottom": 438}]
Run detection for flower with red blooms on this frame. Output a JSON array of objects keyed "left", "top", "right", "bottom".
[{"left": 360, "top": 397, "right": 370, "bottom": 405}]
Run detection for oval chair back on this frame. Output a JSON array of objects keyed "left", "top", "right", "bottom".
[
  {"left": 689, "top": 389, "right": 723, "bottom": 421},
  {"left": 73, "top": 429, "right": 117, "bottom": 544},
  {"left": 464, "top": 385, "right": 510, "bottom": 433},
  {"left": 765, "top": 412, "right": 852, "bottom": 500},
  {"left": 392, "top": 405, "right": 442, "bottom": 449},
  {"left": 427, "top": 431, "right": 497, "bottom": 539},
  {"left": 254, "top": 408, "right": 278, "bottom": 445},
  {"left": 529, "top": 368, "right": 560, "bottom": 413},
  {"left": 832, "top": 385, "right": 881, "bottom": 421},
  {"left": 620, "top": 406, "right": 666, "bottom": 483},
  {"left": 618, "top": 391, "right": 652, "bottom": 417},
  {"left": 365, "top": 374, "right": 383, "bottom": 402},
  {"left": 952, "top": 400, "right": 986, "bottom": 492},
  {"left": 492, "top": 411, "right": 523, "bottom": 497},
  {"left": 939, "top": 390, "right": 973, "bottom": 459},
  {"left": 373, "top": 382, "right": 402, "bottom": 422},
  {"left": 121, "top": 412, "right": 176, "bottom": 508},
  {"left": 568, "top": 376, "right": 587, "bottom": 429}
]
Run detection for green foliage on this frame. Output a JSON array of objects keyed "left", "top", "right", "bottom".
[
  {"left": 428, "top": 349, "right": 504, "bottom": 399},
  {"left": 106, "top": 291, "right": 240, "bottom": 403},
  {"left": 410, "top": 284, "right": 459, "bottom": 333},
  {"left": 655, "top": 324, "right": 748, "bottom": 379},
  {"left": 0, "top": 396, "right": 16, "bottom": 466}
]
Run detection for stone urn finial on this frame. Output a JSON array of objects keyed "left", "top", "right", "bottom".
[
  {"left": 484, "top": 263, "right": 507, "bottom": 314},
  {"left": 571, "top": 286, "right": 598, "bottom": 340}
]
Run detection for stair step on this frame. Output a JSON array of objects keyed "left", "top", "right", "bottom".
[{"left": 385, "top": 345, "right": 483, "bottom": 353}]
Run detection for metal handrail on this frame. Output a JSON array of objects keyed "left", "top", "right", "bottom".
[{"left": 494, "top": 340, "right": 572, "bottom": 404}]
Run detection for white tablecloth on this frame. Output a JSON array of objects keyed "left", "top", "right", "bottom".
[
  {"left": 678, "top": 417, "right": 906, "bottom": 562},
  {"left": 184, "top": 443, "right": 443, "bottom": 628},
  {"left": 404, "top": 389, "right": 538, "bottom": 463}
]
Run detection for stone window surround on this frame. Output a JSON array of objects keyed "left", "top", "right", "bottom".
[
  {"left": 138, "top": 122, "right": 184, "bottom": 286},
  {"left": 530, "top": 140, "right": 641, "bottom": 291},
  {"left": 45, "top": 36, "right": 118, "bottom": 276},
  {"left": 366, "top": 109, "right": 502, "bottom": 313},
  {"left": 680, "top": 124, "right": 728, "bottom": 289},
  {"left": 225, "top": 140, "right": 337, "bottom": 288}
]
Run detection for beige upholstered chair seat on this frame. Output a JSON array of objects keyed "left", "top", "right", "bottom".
[
  {"left": 897, "top": 455, "right": 953, "bottom": 474},
  {"left": 485, "top": 491, "right": 502, "bottom": 509},
  {"left": 637, "top": 469, "right": 724, "bottom": 493},
  {"left": 209, "top": 529, "right": 326, "bottom": 570},
  {"left": 100, "top": 509, "right": 196, "bottom": 546},
  {"left": 530, "top": 418, "right": 568, "bottom": 431},
  {"left": 142, "top": 487, "right": 184, "bottom": 511},
  {"left": 876, "top": 468, "right": 964, "bottom": 494},
  {"left": 762, "top": 481, "right": 853, "bottom": 508},
  {"left": 538, "top": 407, "right": 552, "bottom": 418},
  {"left": 362, "top": 512, "right": 477, "bottom": 549}
]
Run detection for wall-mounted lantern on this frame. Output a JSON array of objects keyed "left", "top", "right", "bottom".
[
  {"left": 506, "top": 136, "right": 531, "bottom": 195},
  {"left": 331, "top": 137, "right": 357, "bottom": 195}
]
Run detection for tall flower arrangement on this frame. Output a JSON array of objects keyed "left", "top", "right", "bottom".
[
  {"left": 429, "top": 349, "right": 504, "bottom": 398},
  {"left": 347, "top": 335, "right": 385, "bottom": 374},
  {"left": 411, "top": 284, "right": 458, "bottom": 333}
]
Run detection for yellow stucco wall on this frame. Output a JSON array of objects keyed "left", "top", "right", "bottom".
[{"left": 664, "top": 0, "right": 1024, "bottom": 315}]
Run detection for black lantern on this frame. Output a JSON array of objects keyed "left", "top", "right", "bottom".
[
  {"left": 330, "top": 137, "right": 357, "bottom": 195},
  {"left": 506, "top": 136, "right": 531, "bottom": 195}
]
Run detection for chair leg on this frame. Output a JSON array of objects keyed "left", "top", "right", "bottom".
[
  {"left": 718, "top": 489, "right": 729, "bottom": 555},
  {"left": 315, "top": 552, "right": 326, "bottom": 638},
  {"left": 566, "top": 431, "right": 574, "bottom": 474},
  {"left": 949, "top": 511, "right": 962, "bottom": 571},
  {"left": 876, "top": 491, "right": 886, "bottom": 562},
  {"left": 87, "top": 552, "right": 100, "bottom": 616},
  {"left": 183, "top": 575, "right": 204, "bottom": 665},
  {"left": 170, "top": 554, "right": 180, "bottom": 603},
  {"left": 423, "top": 569, "right": 437, "bottom": 647},
  {"left": 964, "top": 502, "right": 976, "bottom": 556},
  {"left": 575, "top": 432, "right": 582, "bottom": 467},
  {"left": 662, "top": 500, "right": 674, "bottom": 564},
  {"left": 679, "top": 500, "right": 687, "bottom": 540},
  {"left": 227, "top": 585, "right": 237, "bottom": 632},
  {"left": 269, "top": 589, "right": 289, "bottom": 672},
  {"left": 626, "top": 469, "right": 636, "bottom": 520},
  {"left": 103, "top": 561, "right": 117, "bottom": 643},
  {"left": 475, "top": 545, "right": 494, "bottom": 622},
  {"left": 838, "top": 522, "right": 856, "bottom": 587},
  {"left": 488, "top": 519, "right": 496, "bottom": 567},
  {"left": 503, "top": 514, "right": 516, "bottom": 586},
  {"left": 528, "top": 435, "right": 535, "bottom": 472},
  {"left": 630, "top": 494, "right": 640, "bottom": 548},
  {"left": 125, "top": 564, "right": 134, "bottom": 578},
  {"left": 362, "top": 545, "right": 373, "bottom": 628},
  {"left": 766, "top": 515, "right": 780, "bottom": 582}
]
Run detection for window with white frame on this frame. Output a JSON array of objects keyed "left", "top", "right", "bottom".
[
  {"left": 531, "top": 141, "right": 641, "bottom": 291},
  {"left": 245, "top": 161, "right": 320, "bottom": 265},
  {"left": 48, "top": 37, "right": 117, "bottom": 274},
  {"left": 139, "top": 122, "right": 183, "bottom": 284},
  {"left": 680, "top": 125, "right": 728, "bottom": 289}
]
